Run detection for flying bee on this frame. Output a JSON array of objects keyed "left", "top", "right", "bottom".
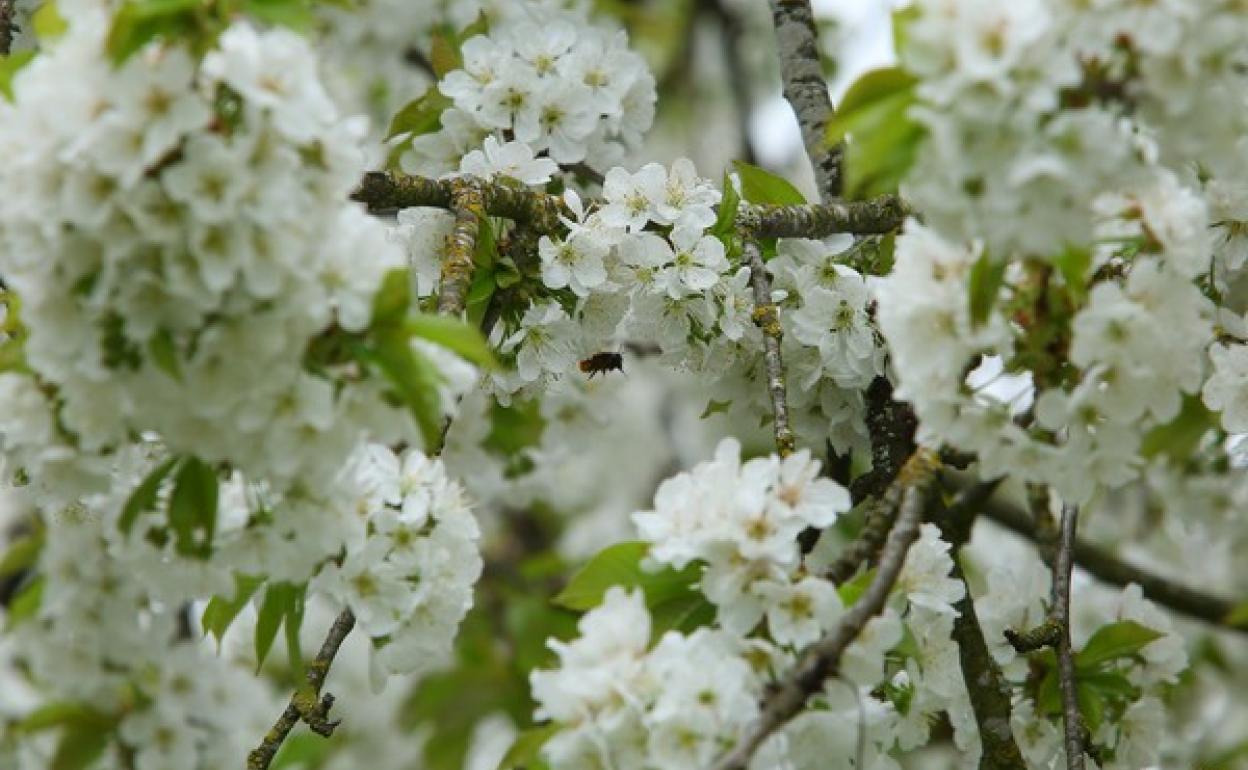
[{"left": 578, "top": 352, "right": 624, "bottom": 378}]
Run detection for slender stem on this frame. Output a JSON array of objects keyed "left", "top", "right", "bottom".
[
  {"left": 712, "top": 449, "right": 941, "bottom": 770},
  {"left": 1053, "top": 504, "right": 1086, "bottom": 770},
  {"left": 766, "top": 0, "right": 842, "bottom": 200},
  {"left": 0, "top": 0, "right": 13, "bottom": 57},
  {"left": 744, "top": 238, "right": 795, "bottom": 457},
  {"left": 248, "top": 609, "right": 357, "bottom": 770},
  {"left": 950, "top": 474, "right": 1247, "bottom": 634}
]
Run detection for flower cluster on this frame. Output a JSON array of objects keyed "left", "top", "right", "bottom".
[
  {"left": 399, "top": 1, "right": 654, "bottom": 177},
  {"left": 874, "top": 0, "right": 1248, "bottom": 502},
  {"left": 0, "top": 10, "right": 438, "bottom": 505},
  {"left": 314, "top": 445, "right": 483, "bottom": 684},
  {"left": 530, "top": 587, "right": 770, "bottom": 770}
]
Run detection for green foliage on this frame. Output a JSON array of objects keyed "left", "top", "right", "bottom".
[
  {"left": 837, "top": 566, "right": 877, "bottom": 606},
  {"left": 464, "top": 217, "right": 499, "bottom": 328},
  {"left": 1053, "top": 245, "right": 1092, "bottom": 305},
  {"left": 553, "top": 541, "right": 713, "bottom": 639},
  {"left": 254, "top": 581, "right": 307, "bottom": 672},
  {"left": 385, "top": 87, "right": 454, "bottom": 142},
  {"left": 201, "top": 573, "right": 265, "bottom": 645},
  {"left": 16, "top": 702, "right": 119, "bottom": 770},
  {"left": 484, "top": 398, "right": 546, "bottom": 476},
  {"left": 357, "top": 326, "right": 446, "bottom": 450},
  {"left": 167, "top": 456, "right": 219, "bottom": 558},
  {"left": 371, "top": 268, "right": 413, "bottom": 328},
  {"left": 968, "top": 251, "right": 1008, "bottom": 328},
  {"left": 408, "top": 314, "right": 499, "bottom": 370},
  {"left": 0, "top": 527, "right": 43, "bottom": 581},
  {"left": 498, "top": 725, "right": 559, "bottom": 770},
  {"left": 238, "top": 0, "right": 321, "bottom": 30},
  {"left": 106, "top": 0, "right": 204, "bottom": 65},
  {"left": 5, "top": 575, "right": 44, "bottom": 628},
  {"left": 32, "top": 1, "right": 69, "bottom": 40},
  {"left": 1225, "top": 601, "right": 1248, "bottom": 630},
  {"left": 825, "top": 66, "right": 924, "bottom": 200},
  {"left": 117, "top": 456, "right": 179, "bottom": 535},
  {"left": 1140, "top": 394, "right": 1218, "bottom": 461},
  {"left": 732, "top": 161, "right": 806, "bottom": 206},
  {"left": 0, "top": 51, "right": 36, "bottom": 102},
  {"left": 147, "top": 329, "right": 182, "bottom": 380},
  {"left": 1031, "top": 620, "right": 1163, "bottom": 733}
]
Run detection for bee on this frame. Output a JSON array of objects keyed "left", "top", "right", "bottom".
[{"left": 578, "top": 352, "right": 624, "bottom": 378}]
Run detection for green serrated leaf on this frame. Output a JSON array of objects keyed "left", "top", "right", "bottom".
[
  {"left": 372, "top": 268, "right": 412, "bottom": 329},
  {"left": 826, "top": 67, "right": 924, "bottom": 200},
  {"left": 241, "top": 0, "right": 317, "bottom": 30},
  {"left": 118, "top": 456, "right": 179, "bottom": 535},
  {"left": 106, "top": 0, "right": 202, "bottom": 65},
  {"left": 732, "top": 161, "right": 806, "bottom": 206},
  {"left": 498, "top": 724, "right": 560, "bottom": 770},
  {"left": 1075, "top": 620, "right": 1165, "bottom": 670},
  {"left": 713, "top": 171, "right": 742, "bottom": 236},
  {"left": 359, "top": 327, "right": 445, "bottom": 450},
  {"left": 0, "top": 51, "right": 37, "bottom": 101},
  {"left": 147, "top": 329, "right": 182, "bottom": 380},
  {"left": 16, "top": 702, "right": 114, "bottom": 733},
  {"left": 429, "top": 32, "right": 460, "bottom": 78},
  {"left": 255, "top": 581, "right": 301, "bottom": 671},
  {"left": 485, "top": 398, "right": 545, "bottom": 457},
  {"left": 1140, "top": 394, "right": 1217, "bottom": 461},
  {"left": 407, "top": 314, "right": 499, "bottom": 369},
  {"left": 33, "top": 1, "right": 69, "bottom": 41},
  {"left": 385, "top": 86, "right": 452, "bottom": 141},
  {"left": 52, "top": 722, "right": 112, "bottom": 770},
  {"left": 6, "top": 575, "right": 45, "bottom": 628},
  {"left": 699, "top": 399, "right": 732, "bottom": 419},
  {"left": 837, "top": 566, "right": 877, "bottom": 607},
  {"left": 0, "top": 529, "right": 43, "bottom": 580},
  {"left": 167, "top": 456, "right": 218, "bottom": 559},
  {"left": 968, "top": 251, "right": 1007, "bottom": 328},
  {"left": 552, "top": 541, "right": 701, "bottom": 614},
  {"left": 1053, "top": 245, "right": 1092, "bottom": 304},
  {"left": 201, "top": 573, "right": 264, "bottom": 645}
]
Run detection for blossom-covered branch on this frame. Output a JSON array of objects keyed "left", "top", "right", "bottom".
[
  {"left": 351, "top": 170, "right": 908, "bottom": 239},
  {"left": 744, "top": 239, "right": 795, "bottom": 456},
  {"left": 711, "top": 449, "right": 941, "bottom": 770},
  {"left": 1052, "top": 504, "right": 1087, "bottom": 770}
]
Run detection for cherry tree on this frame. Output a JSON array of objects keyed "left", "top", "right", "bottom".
[{"left": 0, "top": 1, "right": 1245, "bottom": 769}]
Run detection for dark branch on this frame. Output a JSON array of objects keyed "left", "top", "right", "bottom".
[
  {"left": 1053, "top": 504, "right": 1087, "bottom": 770},
  {"left": 248, "top": 609, "right": 357, "bottom": 770},
  {"left": 744, "top": 239, "right": 795, "bottom": 457}
]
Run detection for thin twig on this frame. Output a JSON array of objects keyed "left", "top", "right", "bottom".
[
  {"left": 712, "top": 449, "right": 941, "bottom": 770},
  {"left": 744, "top": 238, "right": 795, "bottom": 457},
  {"left": 437, "top": 179, "right": 485, "bottom": 316},
  {"left": 947, "top": 473, "right": 1248, "bottom": 634},
  {"left": 1053, "top": 504, "right": 1087, "bottom": 770},
  {"left": 248, "top": 609, "right": 357, "bottom": 770},
  {"left": 766, "top": 0, "right": 841, "bottom": 200},
  {"left": 0, "top": 0, "right": 13, "bottom": 57}
]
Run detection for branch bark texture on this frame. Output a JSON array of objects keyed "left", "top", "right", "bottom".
[{"left": 744, "top": 238, "right": 795, "bottom": 457}]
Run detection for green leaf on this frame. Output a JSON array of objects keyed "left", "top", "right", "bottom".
[
  {"left": 201, "top": 573, "right": 264, "bottom": 645},
  {"left": 240, "top": 0, "right": 317, "bottom": 30},
  {"left": 147, "top": 329, "right": 182, "bottom": 380},
  {"left": 825, "top": 67, "right": 924, "bottom": 199},
  {"left": 33, "top": 1, "right": 69, "bottom": 40},
  {"left": 429, "top": 32, "right": 461, "bottom": 78},
  {"left": 699, "top": 399, "right": 732, "bottom": 419},
  {"left": 1140, "top": 394, "right": 1217, "bottom": 461},
  {"left": 712, "top": 171, "right": 742, "bottom": 236},
  {"left": 118, "top": 456, "right": 179, "bottom": 535},
  {"left": 650, "top": 591, "right": 715, "bottom": 637},
  {"left": 553, "top": 541, "right": 701, "bottom": 614},
  {"left": 371, "top": 267, "right": 412, "bottom": 329},
  {"left": 1079, "top": 669, "right": 1139, "bottom": 701},
  {"left": 0, "top": 51, "right": 37, "bottom": 101},
  {"left": 16, "top": 702, "right": 114, "bottom": 733},
  {"left": 837, "top": 566, "right": 877, "bottom": 607},
  {"left": 255, "top": 582, "right": 302, "bottom": 671},
  {"left": 385, "top": 86, "right": 453, "bottom": 141},
  {"left": 1075, "top": 620, "right": 1165, "bottom": 670},
  {"left": 106, "top": 0, "right": 203, "bottom": 65},
  {"left": 891, "top": 5, "right": 920, "bottom": 54},
  {"left": 1225, "top": 600, "right": 1248, "bottom": 630},
  {"left": 1076, "top": 682, "right": 1105, "bottom": 734},
  {"left": 732, "top": 161, "right": 806, "bottom": 206},
  {"left": 6, "top": 575, "right": 45, "bottom": 628},
  {"left": 1035, "top": 667, "right": 1060, "bottom": 717},
  {"left": 271, "top": 732, "right": 333, "bottom": 769},
  {"left": 166, "top": 456, "right": 218, "bottom": 558},
  {"left": 359, "top": 327, "right": 445, "bottom": 450},
  {"left": 1053, "top": 245, "right": 1092, "bottom": 304},
  {"left": 968, "top": 251, "right": 1008, "bottom": 327},
  {"left": 498, "top": 724, "right": 560, "bottom": 770},
  {"left": 285, "top": 583, "right": 308, "bottom": 683},
  {"left": 407, "top": 314, "right": 499, "bottom": 369},
  {"left": 52, "top": 723, "right": 112, "bottom": 770},
  {"left": 0, "top": 528, "right": 43, "bottom": 580}
]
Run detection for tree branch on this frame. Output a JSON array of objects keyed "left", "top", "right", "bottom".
[
  {"left": 351, "top": 171, "right": 907, "bottom": 240},
  {"left": 937, "top": 479, "right": 1027, "bottom": 770},
  {"left": 437, "top": 178, "right": 485, "bottom": 316},
  {"left": 945, "top": 472, "right": 1247, "bottom": 635},
  {"left": 744, "top": 238, "right": 795, "bottom": 457},
  {"left": 1052, "top": 504, "right": 1087, "bottom": 770},
  {"left": 0, "top": 0, "right": 13, "bottom": 57},
  {"left": 765, "top": 0, "right": 842, "bottom": 200},
  {"left": 248, "top": 608, "right": 357, "bottom": 770},
  {"left": 712, "top": 449, "right": 942, "bottom": 770}
]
